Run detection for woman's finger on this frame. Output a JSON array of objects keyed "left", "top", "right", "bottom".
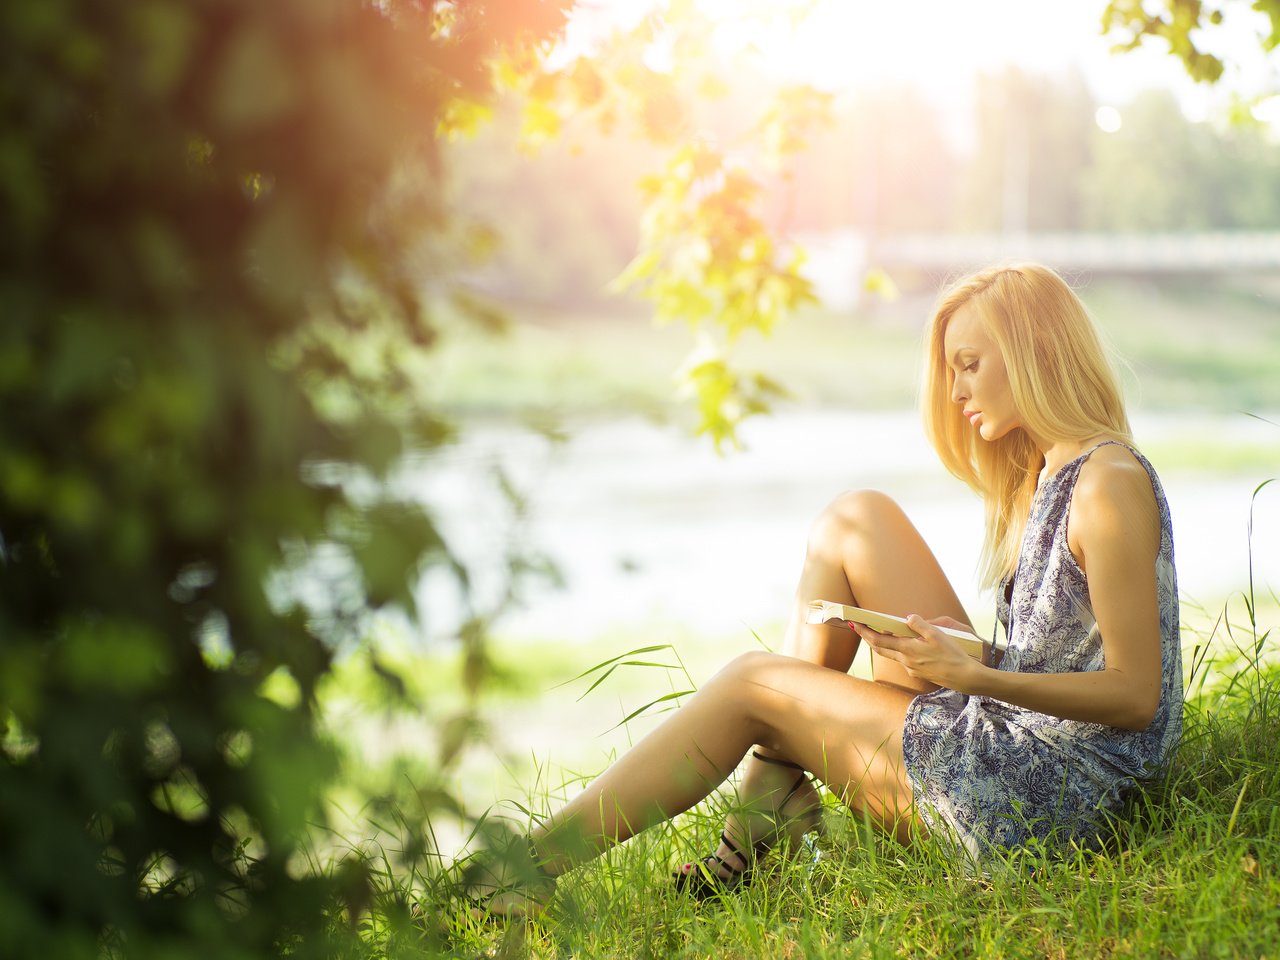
[
  {"left": 852, "top": 622, "right": 895, "bottom": 647},
  {"left": 904, "top": 614, "right": 943, "bottom": 641},
  {"left": 854, "top": 625, "right": 912, "bottom": 666}
]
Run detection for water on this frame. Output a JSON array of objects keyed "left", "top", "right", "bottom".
[
  {"left": 402, "top": 409, "right": 1280, "bottom": 647},
  {"left": 393, "top": 408, "right": 1278, "bottom": 859}
]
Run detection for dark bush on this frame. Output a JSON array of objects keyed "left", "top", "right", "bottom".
[{"left": 0, "top": 1, "right": 570, "bottom": 955}]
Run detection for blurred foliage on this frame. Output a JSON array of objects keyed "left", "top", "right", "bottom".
[
  {"left": 961, "top": 69, "right": 1280, "bottom": 233},
  {"left": 1103, "top": 0, "right": 1280, "bottom": 83},
  {"left": 493, "top": 2, "right": 829, "bottom": 447},
  {"left": 614, "top": 140, "right": 815, "bottom": 448},
  {"left": 0, "top": 0, "right": 572, "bottom": 956}
]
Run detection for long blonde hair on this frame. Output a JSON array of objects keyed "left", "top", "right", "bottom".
[{"left": 921, "top": 263, "right": 1131, "bottom": 588}]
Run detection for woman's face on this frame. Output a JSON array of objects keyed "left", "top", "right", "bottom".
[{"left": 943, "top": 304, "right": 1020, "bottom": 442}]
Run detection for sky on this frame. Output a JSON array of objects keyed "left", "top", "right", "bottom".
[{"left": 561, "top": 0, "right": 1280, "bottom": 145}]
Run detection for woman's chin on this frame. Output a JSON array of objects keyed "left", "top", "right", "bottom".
[{"left": 977, "top": 421, "right": 1008, "bottom": 442}]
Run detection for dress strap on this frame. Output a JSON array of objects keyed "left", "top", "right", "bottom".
[
  {"left": 1064, "top": 439, "right": 1147, "bottom": 482},
  {"left": 1078, "top": 438, "right": 1134, "bottom": 461}
]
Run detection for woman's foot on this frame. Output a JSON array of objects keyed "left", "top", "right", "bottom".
[
  {"left": 458, "top": 836, "right": 557, "bottom": 921},
  {"left": 673, "top": 828, "right": 759, "bottom": 896},
  {"left": 674, "top": 750, "right": 822, "bottom": 899}
]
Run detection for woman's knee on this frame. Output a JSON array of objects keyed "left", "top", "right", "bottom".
[
  {"left": 706, "top": 651, "right": 789, "bottom": 707},
  {"left": 808, "top": 489, "right": 904, "bottom": 558},
  {"left": 715, "top": 650, "right": 782, "bottom": 685},
  {"left": 705, "top": 651, "right": 793, "bottom": 738}
]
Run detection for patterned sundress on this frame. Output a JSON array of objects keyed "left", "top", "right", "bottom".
[{"left": 902, "top": 441, "right": 1183, "bottom": 861}]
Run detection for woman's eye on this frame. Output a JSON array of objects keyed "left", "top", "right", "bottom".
[{"left": 964, "top": 362, "right": 978, "bottom": 373}]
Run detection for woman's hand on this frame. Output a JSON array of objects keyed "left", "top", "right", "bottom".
[{"left": 853, "top": 615, "right": 982, "bottom": 691}]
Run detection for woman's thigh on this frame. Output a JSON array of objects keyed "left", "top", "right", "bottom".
[
  {"left": 723, "top": 651, "right": 921, "bottom": 837},
  {"left": 789, "top": 489, "right": 971, "bottom": 693}
]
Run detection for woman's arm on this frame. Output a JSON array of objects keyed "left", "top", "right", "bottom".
[{"left": 859, "top": 450, "right": 1165, "bottom": 731}]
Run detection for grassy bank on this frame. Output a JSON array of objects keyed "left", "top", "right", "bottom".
[
  {"left": 315, "top": 584, "right": 1279, "bottom": 959},
  {"left": 337, "top": 658, "right": 1280, "bottom": 959},
  {"left": 425, "top": 276, "right": 1280, "bottom": 423},
  {"left": 495, "top": 682, "right": 1278, "bottom": 960}
]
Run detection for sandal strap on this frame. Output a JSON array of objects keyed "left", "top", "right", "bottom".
[
  {"left": 525, "top": 836, "right": 555, "bottom": 882},
  {"left": 687, "top": 828, "right": 751, "bottom": 879},
  {"left": 750, "top": 749, "right": 805, "bottom": 772},
  {"left": 751, "top": 750, "right": 814, "bottom": 814},
  {"left": 714, "top": 830, "right": 749, "bottom": 873},
  {"left": 778, "top": 772, "right": 810, "bottom": 810}
]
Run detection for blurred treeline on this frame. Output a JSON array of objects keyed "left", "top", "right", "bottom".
[{"left": 454, "top": 67, "right": 1280, "bottom": 306}]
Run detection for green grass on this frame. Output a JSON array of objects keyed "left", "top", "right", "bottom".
[
  {"left": 1141, "top": 435, "right": 1280, "bottom": 474},
  {"left": 1087, "top": 277, "right": 1280, "bottom": 415},
  {"left": 337, "top": 670, "right": 1280, "bottom": 959},
  {"left": 316, "top": 588, "right": 1280, "bottom": 960},
  {"left": 423, "top": 277, "right": 1280, "bottom": 421}
]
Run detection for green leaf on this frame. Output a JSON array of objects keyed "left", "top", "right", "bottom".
[
  {"left": 613, "top": 689, "right": 696, "bottom": 729},
  {"left": 556, "top": 644, "right": 678, "bottom": 689},
  {"left": 211, "top": 20, "right": 297, "bottom": 130},
  {"left": 58, "top": 617, "right": 171, "bottom": 694}
]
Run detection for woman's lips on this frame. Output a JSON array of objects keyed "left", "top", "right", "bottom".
[{"left": 966, "top": 410, "right": 982, "bottom": 427}]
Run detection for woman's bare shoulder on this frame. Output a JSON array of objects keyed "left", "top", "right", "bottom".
[{"left": 1072, "top": 443, "right": 1159, "bottom": 541}]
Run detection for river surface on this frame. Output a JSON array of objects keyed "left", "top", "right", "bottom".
[{"left": 400, "top": 409, "right": 1280, "bottom": 648}]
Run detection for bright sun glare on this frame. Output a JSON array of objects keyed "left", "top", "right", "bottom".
[
  {"left": 704, "top": 1, "right": 1087, "bottom": 93},
  {"left": 567, "top": 0, "right": 1276, "bottom": 132}
]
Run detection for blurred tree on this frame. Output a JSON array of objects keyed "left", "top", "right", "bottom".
[
  {"left": 444, "top": 100, "right": 657, "bottom": 307},
  {"left": 957, "top": 68, "right": 1097, "bottom": 233},
  {"left": 1207, "top": 120, "right": 1280, "bottom": 226},
  {"left": 854, "top": 89, "right": 960, "bottom": 234},
  {"left": 1080, "top": 89, "right": 1280, "bottom": 229},
  {"left": 1082, "top": 90, "right": 1206, "bottom": 229},
  {"left": 0, "top": 0, "right": 572, "bottom": 956}
]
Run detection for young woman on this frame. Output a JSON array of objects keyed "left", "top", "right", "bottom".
[{"left": 464, "top": 262, "right": 1183, "bottom": 914}]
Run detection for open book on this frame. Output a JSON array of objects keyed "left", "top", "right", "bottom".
[{"left": 805, "top": 600, "right": 1006, "bottom": 663}]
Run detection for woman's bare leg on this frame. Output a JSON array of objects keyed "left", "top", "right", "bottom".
[
  {"left": 783, "top": 488, "right": 970, "bottom": 686},
  {"left": 473, "top": 490, "right": 965, "bottom": 911},
  {"left": 529, "top": 651, "right": 918, "bottom": 882},
  {"left": 716, "top": 490, "right": 969, "bottom": 873}
]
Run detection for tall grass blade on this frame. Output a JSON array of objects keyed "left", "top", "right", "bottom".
[
  {"left": 555, "top": 645, "right": 680, "bottom": 690},
  {"left": 612, "top": 689, "right": 696, "bottom": 729},
  {"left": 1225, "top": 772, "right": 1252, "bottom": 836}
]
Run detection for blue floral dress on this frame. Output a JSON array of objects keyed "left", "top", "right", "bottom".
[{"left": 902, "top": 442, "right": 1182, "bottom": 860}]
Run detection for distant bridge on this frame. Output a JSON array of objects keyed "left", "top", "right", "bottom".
[
  {"left": 799, "top": 230, "right": 1280, "bottom": 307},
  {"left": 868, "top": 231, "right": 1280, "bottom": 273}
]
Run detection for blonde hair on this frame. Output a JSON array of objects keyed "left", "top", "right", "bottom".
[{"left": 921, "top": 263, "right": 1131, "bottom": 588}]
